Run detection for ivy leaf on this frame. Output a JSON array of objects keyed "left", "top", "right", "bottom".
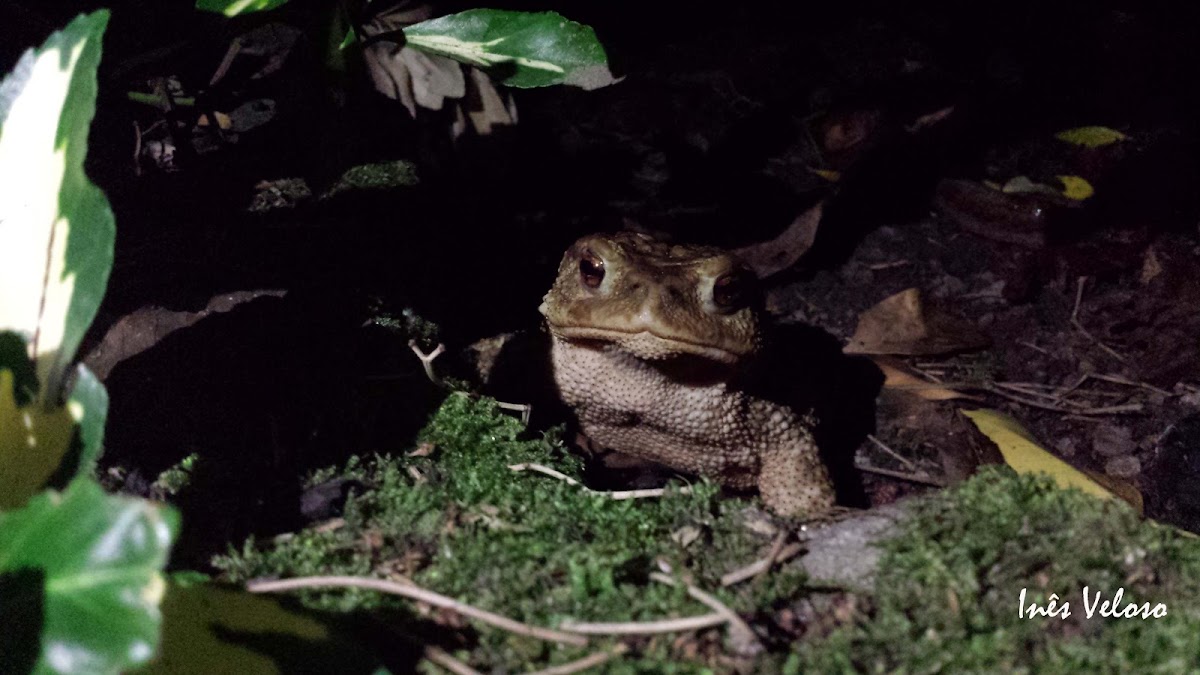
[
  {"left": 195, "top": 0, "right": 291, "bottom": 16},
  {"left": 0, "top": 478, "right": 179, "bottom": 674},
  {"left": 0, "top": 11, "right": 115, "bottom": 404},
  {"left": 403, "top": 9, "right": 616, "bottom": 89}
]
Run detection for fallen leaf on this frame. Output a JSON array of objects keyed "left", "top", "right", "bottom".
[
  {"left": 808, "top": 168, "right": 841, "bottom": 182},
  {"left": 1057, "top": 175, "right": 1094, "bottom": 201},
  {"left": 1139, "top": 246, "right": 1163, "bottom": 285},
  {"left": 844, "top": 288, "right": 991, "bottom": 356},
  {"left": 870, "top": 355, "right": 973, "bottom": 401},
  {"left": 961, "top": 408, "right": 1143, "bottom": 512},
  {"left": 1054, "top": 125, "right": 1128, "bottom": 148},
  {"left": 733, "top": 201, "right": 823, "bottom": 278},
  {"left": 905, "top": 105, "right": 955, "bottom": 133}
]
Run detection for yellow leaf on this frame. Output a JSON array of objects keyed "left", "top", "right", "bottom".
[
  {"left": 961, "top": 408, "right": 1116, "bottom": 501},
  {"left": 1054, "top": 126, "right": 1128, "bottom": 148},
  {"left": 1057, "top": 175, "right": 1094, "bottom": 200},
  {"left": 0, "top": 369, "right": 79, "bottom": 509},
  {"left": 808, "top": 167, "right": 841, "bottom": 182}
]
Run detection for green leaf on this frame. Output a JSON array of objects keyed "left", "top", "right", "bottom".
[
  {"left": 403, "top": 9, "right": 616, "bottom": 89},
  {"left": 63, "top": 364, "right": 108, "bottom": 479},
  {"left": 0, "top": 478, "right": 179, "bottom": 674},
  {"left": 338, "top": 26, "right": 357, "bottom": 52},
  {"left": 137, "top": 581, "right": 388, "bottom": 674},
  {"left": 0, "top": 11, "right": 115, "bottom": 404},
  {"left": 1054, "top": 125, "right": 1128, "bottom": 148},
  {"left": 195, "top": 0, "right": 291, "bottom": 17}
]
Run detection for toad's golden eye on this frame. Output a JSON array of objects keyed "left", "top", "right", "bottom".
[
  {"left": 579, "top": 251, "right": 605, "bottom": 288},
  {"left": 712, "top": 271, "right": 750, "bottom": 309}
]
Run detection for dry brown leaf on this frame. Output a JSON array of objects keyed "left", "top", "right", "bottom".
[
  {"left": 869, "top": 355, "right": 973, "bottom": 401},
  {"left": 844, "top": 288, "right": 991, "bottom": 356},
  {"left": 1140, "top": 246, "right": 1163, "bottom": 285},
  {"left": 732, "top": 202, "right": 823, "bottom": 278},
  {"left": 83, "top": 289, "right": 286, "bottom": 380}
]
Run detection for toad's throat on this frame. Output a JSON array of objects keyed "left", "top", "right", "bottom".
[{"left": 549, "top": 324, "right": 744, "bottom": 364}]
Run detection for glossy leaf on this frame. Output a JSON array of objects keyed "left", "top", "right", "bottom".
[
  {"left": 0, "top": 478, "right": 178, "bottom": 674},
  {"left": 0, "top": 11, "right": 114, "bottom": 404},
  {"left": 138, "top": 579, "right": 388, "bottom": 674},
  {"left": 404, "top": 9, "right": 615, "bottom": 89},
  {"left": 195, "top": 0, "right": 291, "bottom": 16}
]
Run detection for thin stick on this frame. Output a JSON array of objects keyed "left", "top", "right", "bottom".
[
  {"left": 1018, "top": 340, "right": 1050, "bottom": 355},
  {"left": 1092, "top": 373, "right": 1174, "bottom": 397},
  {"left": 424, "top": 646, "right": 480, "bottom": 675},
  {"left": 649, "top": 573, "right": 762, "bottom": 656},
  {"left": 508, "top": 463, "right": 693, "bottom": 500},
  {"left": 409, "top": 340, "right": 446, "bottom": 387},
  {"left": 855, "top": 461, "right": 947, "bottom": 487},
  {"left": 525, "top": 645, "right": 629, "bottom": 675},
  {"left": 755, "top": 532, "right": 790, "bottom": 586},
  {"left": 559, "top": 614, "right": 727, "bottom": 636},
  {"left": 721, "top": 543, "right": 805, "bottom": 587},
  {"left": 1069, "top": 277, "right": 1127, "bottom": 363},
  {"left": 247, "top": 576, "right": 588, "bottom": 647},
  {"left": 865, "top": 434, "right": 916, "bottom": 469}
]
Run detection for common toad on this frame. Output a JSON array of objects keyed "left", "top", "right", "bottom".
[{"left": 539, "top": 232, "right": 836, "bottom": 516}]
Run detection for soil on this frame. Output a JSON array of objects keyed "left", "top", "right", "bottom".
[{"left": 19, "top": 0, "right": 1200, "bottom": 565}]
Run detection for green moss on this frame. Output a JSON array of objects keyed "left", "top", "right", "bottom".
[
  {"left": 215, "top": 394, "right": 800, "bottom": 671},
  {"left": 799, "top": 467, "right": 1200, "bottom": 672}
]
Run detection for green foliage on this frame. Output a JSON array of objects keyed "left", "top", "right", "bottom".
[
  {"left": 799, "top": 467, "right": 1200, "bottom": 671},
  {"left": 0, "top": 13, "right": 185, "bottom": 674},
  {"left": 217, "top": 394, "right": 799, "bottom": 672},
  {"left": 195, "top": 0, "right": 290, "bottom": 17},
  {"left": 403, "top": 9, "right": 615, "bottom": 89},
  {"left": 0, "top": 479, "right": 179, "bottom": 675},
  {"left": 0, "top": 11, "right": 115, "bottom": 403},
  {"left": 194, "top": 2, "right": 614, "bottom": 90}
]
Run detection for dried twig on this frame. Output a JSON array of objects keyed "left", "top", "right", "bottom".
[
  {"left": 1018, "top": 340, "right": 1050, "bottom": 355},
  {"left": 649, "top": 573, "right": 762, "bottom": 656},
  {"left": 1070, "top": 277, "right": 1128, "bottom": 363},
  {"left": 854, "top": 461, "right": 947, "bottom": 487},
  {"left": 720, "top": 543, "right": 806, "bottom": 587},
  {"left": 559, "top": 614, "right": 727, "bottom": 636},
  {"left": 247, "top": 575, "right": 587, "bottom": 647},
  {"left": 525, "top": 645, "right": 629, "bottom": 675},
  {"left": 1091, "top": 373, "right": 1175, "bottom": 397},
  {"left": 508, "top": 463, "right": 693, "bottom": 500},
  {"left": 424, "top": 646, "right": 480, "bottom": 675},
  {"left": 865, "top": 434, "right": 916, "bottom": 469},
  {"left": 755, "top": 532, "right": 790, "bottom": 587},
  {"left": 409, "top": 340, "right": 446, "bottom": 387}
]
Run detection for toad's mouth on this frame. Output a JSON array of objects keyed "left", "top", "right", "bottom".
[{"left": 549, "top": 325, "right": 744, "bottom": 364}]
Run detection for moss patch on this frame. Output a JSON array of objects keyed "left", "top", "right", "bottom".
[
  {"left": 799, "top": 467, "right": 1200, "bottom": 672},
  {"left": 215, "top": 394, "right": 799, "bottom": 672}
]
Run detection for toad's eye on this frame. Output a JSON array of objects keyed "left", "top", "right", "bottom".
[
  {"left": 579, "top": 252, "right": 605, "bottom": 288},
  {"left": 712, "top": 271, "right": 750, "bottom": 309}
]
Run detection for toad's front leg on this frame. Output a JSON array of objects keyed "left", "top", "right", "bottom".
[{"left": 757, "top": 436, "right": 836, "bottom": 518}]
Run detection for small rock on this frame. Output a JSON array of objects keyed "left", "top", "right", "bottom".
[
  {"left": 1092, "top": 423, "right": 1135, "bottom": 457},
  {"left": 1105, "top": 455, "right": 1141, "bottom": 478}
]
